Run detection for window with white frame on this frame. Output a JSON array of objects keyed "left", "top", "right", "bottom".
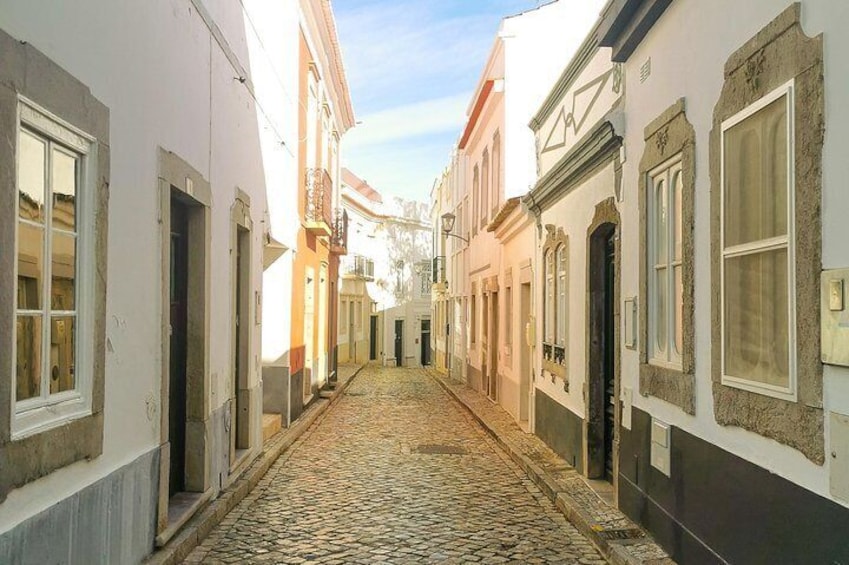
[
  {"left": 14, "top": 101, "right": 94, "bottom": 437},
  {"left": 544, "top": 250, "right": 554, "bottom": 344},
  {"left": 555, "top": 244, "right": 567, "bottom": 349},
  {"left": 648, "top": 156, "right": 683, "bottom": 368},
  {"left": 721, "top": 80, "right": 794, "bottom": 397}
]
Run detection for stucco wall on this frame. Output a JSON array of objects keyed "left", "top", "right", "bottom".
[
  {"left": 0, "top": 0, "right": 296, "bottom": 535},
  {"left": 617, "top": 0, "right": 849, "bottom": 506}
]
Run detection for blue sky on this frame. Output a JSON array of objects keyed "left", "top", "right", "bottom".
[{"left": 335, "top": 0, "right": 544, "bottom": 202}]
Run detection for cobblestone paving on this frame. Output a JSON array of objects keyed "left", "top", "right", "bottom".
[{"left": 185, "top": 365, "right": 607, "bottom": 564}]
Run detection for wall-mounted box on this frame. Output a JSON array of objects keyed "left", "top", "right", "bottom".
[
  {"left": 650, "top": 418, "right": 671, "bottom": 477},
  {"left": 822, "top": 269, "right": 849, "bottom": 366},
  {"left": 623, "top": 297, "right": 637, "bottom": 350}
]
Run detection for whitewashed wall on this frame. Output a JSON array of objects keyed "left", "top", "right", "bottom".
[
  {"left": 0, "top": 0, "right": 297, "bottom": 534},
  {"left": 618, "top": 0, "right": 849, "bottom": 506}
]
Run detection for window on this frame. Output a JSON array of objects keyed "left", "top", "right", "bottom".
[
  {"left": 648, "top": 156, "right": 683, "bottom": 368},
  {"left": 556, "top": 244, "right": 567, "bottom": 348},
  {"left": 481, "top": 148, "right": 489, "bottom": 228},
  {"left": 721, "top": 81, "right": 794, "bottom": 397},
  {"left": 491, "top": 132, "right": 501, "bottom": 217},
  {"left": 505, "top": 286, "right": 513, "bottom": 347},
  {"left": 14, "top": 101, "right": 95, "bottom": 438},
  {"left": 544, "top": 250, "right": 554, "bottom": 344},
  {"left": 470, "top": 290, "right": 477, "bottom": 345},
  {"left": 472, "top": 166, "right": 479, "bottom": 236}
]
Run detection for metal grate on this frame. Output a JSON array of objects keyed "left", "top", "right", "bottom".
[{"left": 412, "top": 444, "right": 468, "bottom": 455}]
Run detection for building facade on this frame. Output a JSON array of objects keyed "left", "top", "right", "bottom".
[
  {"left": 0, "top": 0, "right": 351, "bottom": 561},
  {"left": 598, "top": 1, "right": 849, "bottom": 561},
  {"left": 337, "top": 169, "right": 432, "bottom": 369},
  {"left": 263, "top": 0, "right": 355, "bottom": 429}
]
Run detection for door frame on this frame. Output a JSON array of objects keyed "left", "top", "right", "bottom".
[
  {"left": 585, "top": 198, "right": 621, "bottom": 497},
  {"left": 394, "top": 318, "right": 404, "bottom": 367},
  {"left": 156, "top": 149, "right": 213, "bottom": 540},
  {"left": 229, "top": 193, "right": 253, "bottom": 472}
]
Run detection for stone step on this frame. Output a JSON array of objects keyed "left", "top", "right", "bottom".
[{"left": 262, "top": 413, "right": 282, "bottom": 442}]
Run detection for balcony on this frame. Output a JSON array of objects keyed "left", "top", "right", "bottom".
[
  {"left": 304, "top": 167, "right": 332, "bottom": 236},
  {"left": 330, "top": 208, "right": 348, "bottom": 255},
  {"left": 343, "top": 254, "right": 374, "bottom": 281}
]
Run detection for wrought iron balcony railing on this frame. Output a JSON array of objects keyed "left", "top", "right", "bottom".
[
  {"left": 304, "top": 167, "right": 332, "bottom": 236},
  {"left": 343, "top": 254, "right": 374, "bottom": 280},
  {"left": 330, "top": 208, "right": 348, "bottom": 255}
]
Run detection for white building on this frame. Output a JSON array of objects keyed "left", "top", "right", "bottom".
[
  {"left": 438, "top": 0, "right": 606, "bottom": 428},
  {"left": 337, "top": 169, "right": 432, "bottom": 368},
  {"left": 0, "top": 0, "right": 332, "bottom": 561}
]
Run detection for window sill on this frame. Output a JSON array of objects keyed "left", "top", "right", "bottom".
[
  {"left": 156, "top": 488, "right": 213, "bottom": 547},
  {"left": 720, "top": 375, "right": 796, "bottom": 403},
  {"left": 12, "top": 396, "right": 91, "bottom": 441}
]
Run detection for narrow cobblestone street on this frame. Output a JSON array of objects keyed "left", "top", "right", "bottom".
[{"left": 186, "top": 365, "right": 606, "bottom": 564}]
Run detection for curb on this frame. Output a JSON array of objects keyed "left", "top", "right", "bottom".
[
  {"left": 429, "top": 372, "right": 673, "bottom": 565},
  {"left": 145, "top": 363, "right": 367, "bottom": 565}
]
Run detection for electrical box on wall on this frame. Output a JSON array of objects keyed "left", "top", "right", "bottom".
[
  {"left": 822, "top": 269, "right": 849, "bottom": 366},
  {"left": 651, "top": 418, "right": 671, "bottom": 477},
  {"left": 830, "top": 411, "right": 849, "bottom": 503}
]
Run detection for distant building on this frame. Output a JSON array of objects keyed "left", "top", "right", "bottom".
[{"left": 338, "top": 169, "right": 432, "bottom": 368}]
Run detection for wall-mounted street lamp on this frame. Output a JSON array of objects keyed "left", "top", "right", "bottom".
[{"left": 440, "top": 212, "right": 469, "bottom": 244}]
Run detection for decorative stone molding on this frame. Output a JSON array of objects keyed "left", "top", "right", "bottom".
[
  {"left": 638, "top": 98, "right": 696, "bottom": 415},
  {"left": 709, "top": 3, "right": 824, "bottom": 463}
]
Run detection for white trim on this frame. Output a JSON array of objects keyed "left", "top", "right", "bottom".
[
  {"left": 719, "top": 80, "right": 796, "bottom": 401},
  {"left": 647, "top": 154, "right": 683, "bottom": 369},
  {"left": 12, "top": 98, "right": 97, "bottom": 439}
]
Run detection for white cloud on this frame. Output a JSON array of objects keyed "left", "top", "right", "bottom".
[{"left": 344, "top": 93, "right": 469, "bottom": 147}]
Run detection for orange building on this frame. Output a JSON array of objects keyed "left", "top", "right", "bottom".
[{"left": 288, "top": 0, "right": 355, "bottom": 421}]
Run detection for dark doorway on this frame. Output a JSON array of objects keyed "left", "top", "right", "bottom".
[
  {"left": 169, "top": 197, "right": 189, "bottom": 496},
  {"left": 421, "top": 319, "right": 431, "bottom": 366},
  {"left": 588, "top": 223, "right": 617, "bottom": 482},
  {"left": 369, "top": 315, "right": 378, "bottom": 360},
  {"left": 394, "top": 319, "right": 404, "bottom": 367}
]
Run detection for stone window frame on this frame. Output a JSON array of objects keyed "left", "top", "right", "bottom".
[
  {"left": 0, "top": 29, "right": 110, "bottom": 503},
  {"left": 472, "top": 165, "right": 479, "bottom": 237},
  {"left": 491, "top": 131, "right": 501, "bottom": 218},
  {"left": 480, "top": 148, "right": 490, "bottom": 229},
  {"left": 541, "top": 225, "right": 568, "bottom": 380},
  {"left": 638, "top": 99, "right": 696, "bottom": 415},
  {"left": 709, "top": 4, "right": 824, "bottom": 464}
]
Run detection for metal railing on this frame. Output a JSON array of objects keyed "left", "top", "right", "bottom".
[
  {"left": 343, "top": 254, "right": 374, "bottom": 280},
  {"left": 330, "top": 208, "right": 348, "bottom": 254},
  {"left": 305, "top": 167, "right": 332, "bottom": 230}
]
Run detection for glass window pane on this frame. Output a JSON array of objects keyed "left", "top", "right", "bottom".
[
  {"left": 674, "top": 265, "right": 683, "bottom": 356},
  {"left": 51, "top": 232, "right": 76, "bottom": 311},
  {"left": 724, "top": 248, "right": 789, "bottom": 388},
  {"left": 672, "top": 170, "right": 683, "bottom": 262},
  {"left": 18, "top": 129, "right": 46, "bottom": 223},
  {"left": 17, "top": 223, "right": 44, "bottom": 310},
  {"left": 724, "top": 95, "right": 788, "bottom": 247},
  {"left": 655, "top": 178, "right": 667, "bottom": 264},
  {"left": 655, "top": 267, "right": 667, "bottom": 358},
  {"left": 16, "top": 315, "right": 42, "bottom": 401},
  {"left": 52, "top": 148, "right": 78, "bottom": 231},
  {"left": 50, "top": 316, "right": 76, "bottom": 394}
]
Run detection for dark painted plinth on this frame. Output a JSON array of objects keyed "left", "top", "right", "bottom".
[{"left": 534, "top": 390, "right": 584, "bottom": 472}]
